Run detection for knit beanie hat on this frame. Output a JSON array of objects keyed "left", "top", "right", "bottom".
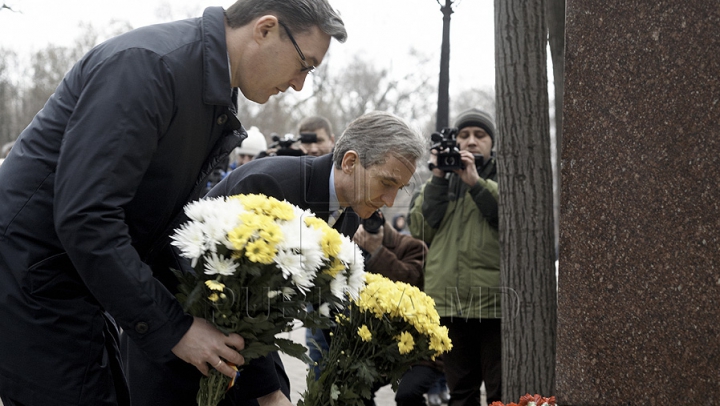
[
  {"left": 235, "top": 126, "right": 267, "bottom": 156},
  {"left": 453, "top": 108, "right": 496, "bottom": 147}
]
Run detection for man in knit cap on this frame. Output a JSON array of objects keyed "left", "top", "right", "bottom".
[
  {"left": 408, "top": 107, "right": 501, "bottom": 405},
  {"left": 232, "top": 126, "right": 268, "bottom": 168}
]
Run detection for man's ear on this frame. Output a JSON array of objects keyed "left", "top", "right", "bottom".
[
  {"left": 341, "top": 151, "right": 359, "bottom": 173},
  {"left": 253, "top": 15, "right": 279, "bottom": 42}
]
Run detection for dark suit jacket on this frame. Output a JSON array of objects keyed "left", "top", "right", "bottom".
[
  {"left": 207, "top": 153, "right": 361, "bottom": 404},
  {"left": 209, "top": 153, "right": 360, "bottom": 238}
]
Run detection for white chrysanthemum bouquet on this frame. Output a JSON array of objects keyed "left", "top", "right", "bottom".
[{"left": 170, "top": 194, "right": 365, "bottom": 406}]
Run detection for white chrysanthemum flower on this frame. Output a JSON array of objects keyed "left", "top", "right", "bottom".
[
  {"left": 282, "top": 287, "right": 296, "bottom": 300},
  {"left": 203, "top": 252, "right": 238, "bottom": 276},
  {"left": 277, "top": 215, "right": 304, "bottom": 251},
  {"left": 201, "top": 214, "right": 232, "bottom": 252},
  {"left": 203, "top": 199, "right": 246, "bottom": 248},
  {"left": 346, "top": 246, "right": 366, "bottom": 300},
  {"left": 185, "top": 196, "right": 225, "bottom": 222},
  {"left": 275, "top": 249, "right": 304, "bottom": 279},
  {"left": 292, "top": 269, "right": 315, "bottom": 293},
  {"left": 268, "top": 290, "right": 282, "bottom": 299},
  {"left": 337, "top": 234, "right": 360, "bottom": 264},
  {"left": 330, "top": 272, "right": 347, "bottom": 299},
  {"left": 278, "top": 217, "right": 324, "bottom": 271},
  {"left": 318, "top": 302, "right": 331, "bottom": 317},
  {"left": 170, "top": 220, "right": 207, "bottom": 267}
]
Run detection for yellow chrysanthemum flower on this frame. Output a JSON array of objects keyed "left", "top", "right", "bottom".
[
  {"left": 357, "top": 325, "right": 372, "bottom": 342},
  {"left": 259, "top": 222, "right": 283, "bottom": 245},
  {"left": 208, "top": 293, "right": 220, "bottom": 302},
  {"left": 303, "top": 217, "right": 342, "bottom": 256},
  {"left": 205, "top": 280, "right": 225, "bottom": 291},
  {"left": 396, "top": 331, "right": 415, "bottom": 354},
  {"left": 319, "top": 229, "right": 342, "bottom": 258},
  {"left": 354, "top": 272, "right": 452, "bottom": 357},
  {"left": 324, "top": 258, "right": 346, "bottom": 278},
  {"left": 236, "top": 194, "right": 272, "bottom": 214},
  {"left": 245, "top": 239, "right": 276, "bottom": 264},
  {"left": 238, "top": 211, "right": 266, "bottom": 230},
  {"left": 304, "top": 216, "right": 326, "bottom": 229},
  {"left": 228, "top": 224, "right": 254, "bottom": 250},
  {"left": 266, "top": 199, "right": 295, "bottom": 220}
]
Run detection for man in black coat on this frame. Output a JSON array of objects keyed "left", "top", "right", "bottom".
[{"left": 0, "top": 1, "right": 347, "bottom": 405}]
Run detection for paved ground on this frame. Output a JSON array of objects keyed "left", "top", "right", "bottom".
[{"left": 1, "top": 327, "right": 486, "bottom": 406}]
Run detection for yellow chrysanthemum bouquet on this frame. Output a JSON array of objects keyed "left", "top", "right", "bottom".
[
  {"left": 299, "top": 273, "right": 452, "bottom": 406},
  {"left": 170, "top": 194, "right": 365, "bottom": 406}
]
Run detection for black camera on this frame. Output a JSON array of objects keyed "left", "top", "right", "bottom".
[
  {"left": 299, "top": 132, "right": 318, "bottom": 144},
  {"left": 361, "top": 210, "right": 385, "bottom": 234},
  {"left": 269, "top": 133, "right": 303, "bottom": 156},
  {"left": 430, "top": 127, "right": 487, "bottom": 172},
  {"left": 430, "top": 127, "right": 463, "bottom": 171}
]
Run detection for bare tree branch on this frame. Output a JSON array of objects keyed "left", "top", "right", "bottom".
[{"left": 1, "top": 2, "right": 19, "bottom": 12}]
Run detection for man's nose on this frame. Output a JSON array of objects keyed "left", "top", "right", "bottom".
[
  {"left": 382, "top": 189, "right": 399, "bottom": 207},
  {"left": 289, "top": 72, "right": 309, "bottom": 92}
]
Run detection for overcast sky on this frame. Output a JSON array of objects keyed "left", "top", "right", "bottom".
[{"left": 0, "top": 0, "right": 496, "bottom": 94}]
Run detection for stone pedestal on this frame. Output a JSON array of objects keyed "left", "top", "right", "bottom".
[{"left": 558, "top": 1, "right": 720, "bottom": 404}]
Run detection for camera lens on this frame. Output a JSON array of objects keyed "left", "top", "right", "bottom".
[{"left": 361, "top": 210, "right": 384, "bottom": 234}]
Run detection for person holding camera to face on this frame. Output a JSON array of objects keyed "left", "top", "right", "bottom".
[
  {"left": 298, "top": 115, "right": 336, "bottom": 157},
  {"left": 354, "top": 210, "right": 426, "bottom": 287},
  {"left": 264, "top": 115, "right": 335, "bottom": 158},
  {"left": 408, "top": 108, "right": 501, "bottom": 405}
]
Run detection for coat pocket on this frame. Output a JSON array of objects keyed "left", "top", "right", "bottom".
[{"left": 27, "top": 252, "right": 93, "bottom": 303}]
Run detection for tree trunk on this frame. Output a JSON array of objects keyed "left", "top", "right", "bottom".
[
  {"left": 494, "top": 0, "right": 557, "bottom": 401},
  {"left": 436, "top": 0, "right": 453, "bottom": 131},
  {"left": 546, "top": 0, "right": 565, "bottom": 258}
]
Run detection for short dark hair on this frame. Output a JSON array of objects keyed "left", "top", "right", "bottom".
[
  {"left": 225, "top": 0, "right": 347, "bottom": 43},
  {"left": 298, "top": 116, "right": 334, "bottom": 136}
]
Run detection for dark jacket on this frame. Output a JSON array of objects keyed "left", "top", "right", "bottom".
[
  {"left": 0, "top": 7, "right": 242, "bottom": 406},
  {"left": 208, "top": 153, "right": 361, "bottom": 240},
  {"left": 363, "top": 221, "right": 427, "bottom": 288}
]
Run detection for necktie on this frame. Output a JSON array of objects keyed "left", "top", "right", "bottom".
[{"left": 327, "top": 208, "right": 345, "bottom": 227}]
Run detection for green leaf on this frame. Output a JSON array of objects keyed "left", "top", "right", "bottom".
[{"left": 275, "top": 338, "right": 312, "bottom": 364}]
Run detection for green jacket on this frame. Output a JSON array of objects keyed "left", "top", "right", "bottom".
[{"left": 409, "top": 159, "right": 500, "bottom": 319}]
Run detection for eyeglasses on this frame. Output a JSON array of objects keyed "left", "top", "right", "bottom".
[{"left": 278, "top": 21, "right": 316, "bottom": 74}]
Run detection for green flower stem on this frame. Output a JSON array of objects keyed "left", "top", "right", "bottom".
[{"left": 197, "top": 369, "right": 232, "bottom": 406}]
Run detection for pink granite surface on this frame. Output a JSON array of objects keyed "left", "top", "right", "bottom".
[{"left": 558, "top": 1, "right": 720, "bottom": 404}]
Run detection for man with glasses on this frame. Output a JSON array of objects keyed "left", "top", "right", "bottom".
[{"left": 0, "top": 1, "right": 346, "bottom": 406}]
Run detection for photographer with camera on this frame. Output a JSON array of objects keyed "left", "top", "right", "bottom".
[
  {"left": 408, "top": 108, "right": 501, "bottom": 405},
  {"left": 267, "top": 132, "right": 304, "bottom": 156},
  {"left": 264, "top": 116, "right": 335, "bottom": 160},
  {"left": 354, "top": 210, "right": 426, "bottom": 287},
  {"left": 298, "top": 115, "right": 336, "bottom": 157}
]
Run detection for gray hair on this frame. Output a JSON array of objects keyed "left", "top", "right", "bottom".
[
  {"left": 332, "top": 111, "right": 426, "bottom": 170},
  {"left": 225, "top": 0, "right": 347, "bottom": 43}
]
